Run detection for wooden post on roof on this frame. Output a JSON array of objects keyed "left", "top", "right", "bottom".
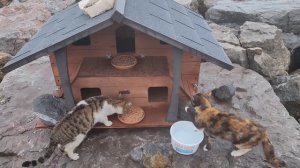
[
  {"left": 167, "top": 47, "right": 183, "bottom": 122},
  {"left": 54, "top": 47, "right": 75, "bottom": 109}
]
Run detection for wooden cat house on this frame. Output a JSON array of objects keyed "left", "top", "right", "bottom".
[{"left": 2, "top": 0, "right": 233, "bottom": 128}]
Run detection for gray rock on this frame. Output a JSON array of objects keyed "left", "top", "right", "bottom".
[
  {"left": 205, "top": 0, "right": 300, "bottom": 34},
  {"left": 0, "top": 52, "right": 12, "bottom": 82},
  {"left": 290, "top": 46, "right": 300, "bottom": 72},
  {"left": 269, "top": 75, "right": 300, "bottom": 102},
  {"left": 0, "top": 2, "right": 50, "bottom": 55},
  {"left": 33, "top": 94, "right": 69, "bottom": 126},
  {"left": 175, "top": 0, "right": 221, "bottom": 16},
  {"left": 240, "top": 21, "right": 290, "bottom": 78},
  {"left": 220, "top": 42, "right": 248, "bottom": 68},
  {"left": 291, "top": 69, "right": 300, "bottom": 76},
  {"left": 270, "top": 74, "right": 300, "bottom": 123},
  {"left": 12, "top": 0, "right": 77, "bottom": 14},
  {"left": 283, "top": 33, "right": 300, "bottom": 50},
  {"left": 0, "top": 58, "right": 300, "bottom": 167},
  {"left": 0, "top": 0, "right": 12, "bottom": 8},
  {"left": 40, "top": 0, "right": 77, "bottom": 14},
  {"left": 209, "top": 22, "right": 248, "bottom": 68},
  {"left": 212, "top": 83, "right": 236, "bottom": 102},
  {"left": 131, "top": 143, "right": 173, "bottom": 168},
  {"left": 209, "top": 22, "right": 240, "bottom": 46}
]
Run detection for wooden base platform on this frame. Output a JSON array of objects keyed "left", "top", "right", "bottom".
[{"left": 36, "top": 105, "right": 174, "bottom": 129}]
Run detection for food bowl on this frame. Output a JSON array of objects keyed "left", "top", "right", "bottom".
[
  {"left": 170, "top": 121, "right": 204, "bottom": 155},
  {"left": 118, "top": 106, "right": 145, "bottom": 125},
  {"left": 111, "top": 55, "right": 137, "bottom": 70}
]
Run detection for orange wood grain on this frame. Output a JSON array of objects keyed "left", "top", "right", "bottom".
[
  {"left": 181, "top": 62, "right": 200, "bottom": 75},
  {"left": 36, "top": 105, "right": 173, "bottom": 129}
]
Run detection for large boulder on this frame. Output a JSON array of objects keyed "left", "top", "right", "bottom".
[
  {"left": 175, "top": 0, "right": 222, "bottom": 16},
  {"left": 131, "top": 143, "right": 173, "bottom": 168},
  {"left": 0, "top": 2, "right": 50, "bottom": 55},
  {"left": 205, "top": 0, "right": 300, "bottom": 34},
  {"left": 239, "top": 21, "right": 290, "bottom": 78},
  {"left": 270, "top": 75, "right": 300, "bottom": 123},
  {"left": 209, "top": 22, "right": 248, "bottom": 68},
  {"left": 0, "top": 57, "right": 299, "bottom": 167},
  {"left": 0, "top": 0, "right": 12, "bottom": 7},
  {"left": 40, "top": 0, "right": 77, "bottom": 14}
]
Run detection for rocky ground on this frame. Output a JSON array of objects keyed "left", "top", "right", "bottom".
[
  {"left": 181, "top": 0, "right": 300, "bottom": 123},
  {"left": 0, "top": 58, "right": 299, "bottom": 168}
]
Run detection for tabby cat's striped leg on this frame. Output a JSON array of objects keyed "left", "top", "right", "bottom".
[{"left": 64, "top": 134, "right": 86, "bottom": 160}]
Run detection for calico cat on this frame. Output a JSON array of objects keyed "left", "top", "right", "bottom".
[
  {"left": 185, "top": 93, "right": 285, "bottom": 168},
  {"left": 22, "top": 95, "right": 132, "bottom": 167}
]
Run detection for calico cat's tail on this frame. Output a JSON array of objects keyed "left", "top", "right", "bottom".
[
  {"left": 261, "top": 131, "right": 286, "bottom": 168},
  {"left": 22, "top": 141, "right": 57, "bottom": 167}
]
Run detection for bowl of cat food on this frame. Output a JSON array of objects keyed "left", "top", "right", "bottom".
[
  {"left": 111, "top": 54, "right": 138, "bottom": 70},
  {"left": 118, "top": 106, "right": 145, "bottom": 125},
  {"left": 170, "top": 121, "right": 204, "bottom": 155}
]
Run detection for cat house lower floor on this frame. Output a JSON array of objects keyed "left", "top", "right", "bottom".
[{"left": 37, "top": 105, "right": 172, "bottom": 128}]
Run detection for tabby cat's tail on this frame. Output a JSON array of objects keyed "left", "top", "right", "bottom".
[
  {"left": 22, "top": 141, "right": 57, "bottom": 167},
  {"left": 261, "top": 131, "right": 285, "bottom": 168}
]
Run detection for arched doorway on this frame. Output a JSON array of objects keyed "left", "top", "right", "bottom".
[{"left": 116, "top": 26, "right": 135, "bottom": 53}]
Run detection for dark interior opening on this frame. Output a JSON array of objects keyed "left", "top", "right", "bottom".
[
  {"left": 73, "top": 36, "right": 91, "bottom": 46},
  {"left": 116, "top": 26, "right": 135, "bottom": 53},
  {"left": 148, "top": 87, "right": 168, "bottom": 102},
  {"left": 289, "top": 47, "right": 300, "bottom": 73},
  {"left": 80, "top": 88, "right": 101, "bottom": 100}
]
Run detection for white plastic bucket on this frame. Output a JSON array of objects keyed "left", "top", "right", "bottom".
[{"left": 170, "top": 121, "right": 204, "bottom": 155}]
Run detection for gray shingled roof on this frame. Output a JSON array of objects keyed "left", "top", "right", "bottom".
[{"left": 3, "top": 0, "right": 233, "bottom": 73}]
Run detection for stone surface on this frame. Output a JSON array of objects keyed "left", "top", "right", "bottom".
[
  {"left": 209, "top": 22, "right": 248, "bottom": 68},
  {"left": 131, "top": 143, "right": 173, "bottom": 168},
  {"left": 220, "top": 42, "right": 248, "bottom": 68},
  {"left": 290, "top": 46, "right": 300, "bottom": 72},
  {"left": 212, "top": 83, "right": 236, "bottom": 102},
  {"left": 270, "top": 75, "right": 300, "bottom": 123},
  {"left": 0, "top": 58, "right": 300, "bottom": 167},
  {"left": 240, "top": 21, "right": 290, "bottom": 78},
  {"left": 205, "top": 0, "right": 300, "bottom": 34},
  {"left": 0, "top": 0, "right": 12, "bottom": 7},
  {"left": 283, "top": 33, "right": 300, "bottom": 50},
  {"left": 0, "top": 52, "right": 12, "bottom": 67},
  {"left": 0, "top": 2, "right": 50, "bottom": 55},
  {"left": 0, "top": 52, "right": 12, "bottom": 82},
  {"left": 33, "top": 94, "right": 69, "bottom": 126},
  {"left": 209, "top": 22, "right": 240, "bottom": 46},
  {"left": 12, "top": 0, "right": 77, "bottom": 14}
]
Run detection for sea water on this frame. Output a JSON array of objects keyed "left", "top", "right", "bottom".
[{"left": 173, "top": 129, "right": 202, "bottom": 145}]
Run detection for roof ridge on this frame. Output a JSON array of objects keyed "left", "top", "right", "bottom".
[{"left": 112, "top": 0, "right": 126, "bottom": 22}]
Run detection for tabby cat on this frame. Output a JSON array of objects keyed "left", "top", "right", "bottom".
[
  {"left": 185, "top": 93, "right": 285, "bottom": 168},
  {"left": 22, "top": 95, "right": 132, "bottom": 167}
]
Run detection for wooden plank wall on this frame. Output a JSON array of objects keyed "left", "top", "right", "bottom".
[{"left": 49, "top": 23, "right": 201, "bottom": 102}]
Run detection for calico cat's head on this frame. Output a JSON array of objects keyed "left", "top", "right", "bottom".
[
  {"left": 185, "top": 92, "right": 212, "bottom": 123},
  {"left": 191, "top": 92, "right": 212, "bottom": 106}
]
